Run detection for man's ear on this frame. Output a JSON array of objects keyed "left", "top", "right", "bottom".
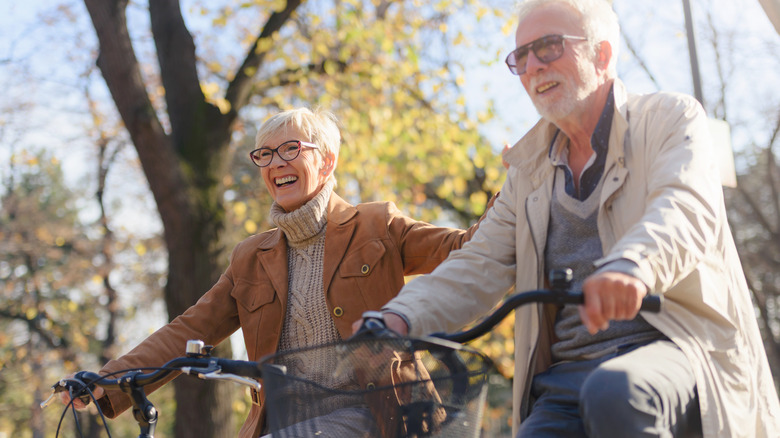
[{"left": 596, "top": 40, "right": 612, "bottom": 71}]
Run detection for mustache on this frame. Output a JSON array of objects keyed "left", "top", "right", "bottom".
[{"left": 530, "top": 73, "right": 565, "bottom": 91}]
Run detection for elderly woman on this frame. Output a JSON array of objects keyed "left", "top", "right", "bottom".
[{"left": 63, "top": 107, "right": 493, "bottom": 437}]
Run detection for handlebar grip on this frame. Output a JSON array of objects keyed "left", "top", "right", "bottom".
[
  {"left": 216, "top": 358, "right": 263, "bottom": 379},
  {"left": 640, "top": 294, "right": 663, "bottom": 313}
]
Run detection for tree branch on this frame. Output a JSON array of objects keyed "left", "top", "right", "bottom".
[
  {"left": 766, "top": 111, "right": 780, "bottom": 233},
  {"left": 83, "top": 0, "right": 188, "bottom": 236},
  {"left": 149, "top": 0, "right": 206, "bottom": 147},
  {"left": 225, "top": 0, "right": 304, "bottom": 113}
]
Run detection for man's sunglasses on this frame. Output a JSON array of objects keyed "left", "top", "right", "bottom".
[{"left": 505, "top": 34, "right": 587, "bottom": 76}]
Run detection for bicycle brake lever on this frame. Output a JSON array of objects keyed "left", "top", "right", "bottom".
[
  {"left": 41, "top": 375, "right": 94, "bottom": 409},
  {"left": 40, "top": 390, "right": 58, "bottom": 409},
  {"left": 197, "top": 371, "right": 262, "bottom": 391}
]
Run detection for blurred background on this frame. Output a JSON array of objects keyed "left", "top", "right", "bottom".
[{"left": 1, "top": 0, "right": 778, "bottom": 436}]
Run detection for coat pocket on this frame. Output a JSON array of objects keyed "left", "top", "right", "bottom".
[
  {"left": 339, "top": 239, "right": 387, "bottom": 278},
  {"left": 231, "top": 280, "right": 275, "bottom": 313}
]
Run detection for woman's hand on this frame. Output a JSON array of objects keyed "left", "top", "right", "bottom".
[{"left": 58, "top": 374, "right": 105, "bottom": 409}]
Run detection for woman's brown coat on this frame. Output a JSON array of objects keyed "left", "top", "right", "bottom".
[{"left": 96, "top": 193, "right": 488, "bottom": 438}]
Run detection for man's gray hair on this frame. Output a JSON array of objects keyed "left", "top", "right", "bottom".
[{"left": 515, "top": 0, "right": 620, "bottom": 75}]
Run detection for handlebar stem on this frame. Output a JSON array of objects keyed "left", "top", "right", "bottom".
[{"left": 119, "top": 371, "right": 158, "bottom": 438}]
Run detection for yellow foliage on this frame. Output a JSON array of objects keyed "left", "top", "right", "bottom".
[
  {"left": 469, "top": 191, "right": 487, "bottom": 207},
  {"left": 233, "top": 201, "right": 247, "bottom": 219},
  {"left": 255, "top": 37, "right": 274, "bottom": 54},
  {"left": 453, "top": 32, "right": 465, "bottom": 46},
  {"left": 201, "top": 82, "right": 220, "bottom": 100},
  {"left": 270, "top": 0, "right": 286, "bottom": 12},
  {"left": 502, "top": 19, "right": 516, "bottom": 37},
  {"left": 215, "top": 98, "right": 232, "bottom": 115},
  {"left": 244, "top": 220, "right": 257, "bottom": 234},
  {"left": 135, "top": 243, "right": 147, "bottom": 256}
]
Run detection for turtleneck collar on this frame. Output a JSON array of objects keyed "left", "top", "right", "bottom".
[{"left": 268, "top": 180, "right": 334, "bottom": 247}]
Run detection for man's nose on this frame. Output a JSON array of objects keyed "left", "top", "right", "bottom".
[{"left": 523, "top": 51, "right": 547, "bottom": 75}]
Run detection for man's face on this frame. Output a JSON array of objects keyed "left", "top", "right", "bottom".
[{"left": 515, "top": 3, "right": 601, "bottom": 123}]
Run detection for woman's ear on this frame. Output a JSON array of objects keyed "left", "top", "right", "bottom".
[{"left": 320, "top": 152, "right": 336, "bottom": 177}]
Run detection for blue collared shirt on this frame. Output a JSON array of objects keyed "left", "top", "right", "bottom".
[{"left": 548, "top": 85, "right": 615, "bottom": 201}]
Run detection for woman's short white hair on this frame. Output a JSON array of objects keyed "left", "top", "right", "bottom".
[
  {"left": 515, "top": 0, "right": 620, "bottom": 76},
  {"left": 255, "top": 107, "right": 341, "bottom": 183}
]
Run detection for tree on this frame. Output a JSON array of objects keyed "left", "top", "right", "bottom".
[
  {"left": 0, "top": 150, "right": 96, "bottom": 437},
  {"left": 81, "top": 0, "right": 507, "bottom": 435}
]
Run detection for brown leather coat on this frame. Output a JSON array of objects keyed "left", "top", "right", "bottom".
[{"left": 96, "top": 193, "right": 487, "bottom": 438}]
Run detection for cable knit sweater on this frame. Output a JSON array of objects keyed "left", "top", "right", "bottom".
[
  {"left": 266, "top": 181, "right": 357, "bottom": 425},
  {"left": 269, "top": 180, "right": 341, "bottom": 354}
]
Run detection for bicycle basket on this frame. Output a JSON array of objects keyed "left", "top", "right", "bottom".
[{"left": 259, "top": 336, "right": 492, "bottom": 438}]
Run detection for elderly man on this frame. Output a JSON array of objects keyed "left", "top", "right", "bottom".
[{"left": 360, "top": 0, "right": 780, "bottom": 437}]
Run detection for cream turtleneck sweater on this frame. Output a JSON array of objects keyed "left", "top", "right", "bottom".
[{"left": 268, "top": 180, "right": 340, "bottom": 354}]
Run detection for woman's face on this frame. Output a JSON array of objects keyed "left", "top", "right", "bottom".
[{"left": 259, "top": 126, "right": 333, "bottom": 212}]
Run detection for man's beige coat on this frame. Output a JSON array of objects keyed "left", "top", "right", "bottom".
[{"left": 384, "top": 80, "right": 780, "bottom": 437}]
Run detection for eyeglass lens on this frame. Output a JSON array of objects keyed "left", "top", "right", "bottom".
[
  {"left": 250, "top": 141, "right": 302, "bottom": 167},
  {"left": 507, "top": 35, "right": 566, "bottom": 75}
]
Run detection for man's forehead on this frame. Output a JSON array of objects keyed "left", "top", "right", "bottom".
[{"left": 515, "top": 3, "right": 583, "bottom": 42}]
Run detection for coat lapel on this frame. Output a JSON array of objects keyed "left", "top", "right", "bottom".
[
  {"left": 255, "top": 229, "right": 289, "bottom": 312},
  {"left": 322, "top": 193, "right": 358, "bottom": 293}
]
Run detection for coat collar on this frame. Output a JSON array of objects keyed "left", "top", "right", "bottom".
[
  {"left": 252, "top": 192, "right": 359, "bottom": 305},
  {"left": 253, "top": 192, "right": 358, "bottom": 251},
  {"left": 503, "top": 78, "right": 631, "bottom": 186}
]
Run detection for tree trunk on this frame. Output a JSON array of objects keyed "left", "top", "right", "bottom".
[{"left": 83, "top": 0, "right": 236, "bottom": 435}]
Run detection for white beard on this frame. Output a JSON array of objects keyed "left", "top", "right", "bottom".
[{"left": 531, "top": 61, "right": 600, "bottom": 123}]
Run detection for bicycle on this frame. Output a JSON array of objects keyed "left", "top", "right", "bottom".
[{"left": 43, "top": 269, "right": 662, "bottom": 438}]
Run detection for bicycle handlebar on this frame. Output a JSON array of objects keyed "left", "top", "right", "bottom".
[
  {"left": 429, "top": 289, "right": 662, "bottom": 344},
  {"left": 41, "top": 355, "right": 263, "bottom": 410}
]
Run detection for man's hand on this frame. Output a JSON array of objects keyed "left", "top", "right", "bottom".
[
  {"left": 351, "top": 312, "right": 409, "bottom": 336},
  {"left": 502, "top": 144, "right": 511, "bottom": 169},
  {"left": 580, "top": 271, "right": 647, "bottom": 334}
]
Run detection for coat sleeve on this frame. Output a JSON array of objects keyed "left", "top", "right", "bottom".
[
  {"left": 595, "top": 93, "right": 724, "bottom": 295},
  {"left": 96, "top": 245, "right": 244, "bottom": 417},
  {"left": 386, "top": 193, "right": 498, "bottom": 276},
  {"left": 382, "top": 172, "right": 519, "bottom": 336}
]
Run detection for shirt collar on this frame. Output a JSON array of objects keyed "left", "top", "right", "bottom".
[{"left": 548, "top": 84, "right": 616, "bottom": 163}]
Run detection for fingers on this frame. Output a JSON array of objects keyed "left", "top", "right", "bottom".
[
  {"left": 581, "top": 272, "right": 648, "bottom": 334},
  {"left": 580, "top": 289, "right": 607, "bottom": 335},
  {"left": 57, "top": 375, "right": 105, "bottom": 409},
  {"left": 351, "top": 319, "right": 363, "bottom": 335},
  {"left": 501, "top": 144, "right": 511, "bottom": 169},
  {"left": 382, "top": 313, "right": 409, "bottom": 336}
]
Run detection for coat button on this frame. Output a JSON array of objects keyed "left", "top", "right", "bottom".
[
  {"left": 366, "top": 382, "right": 376, "bottom": 390},
  {"left": 361, "top": 264, "right": 370, "bottom": 275},
  {"left": 333, "top": 306, "right": 344, "bottom": 317}
]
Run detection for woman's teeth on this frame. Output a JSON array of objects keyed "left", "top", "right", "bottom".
[{"left": 275, "top": 176, "right": 298, "bottom": 186}]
